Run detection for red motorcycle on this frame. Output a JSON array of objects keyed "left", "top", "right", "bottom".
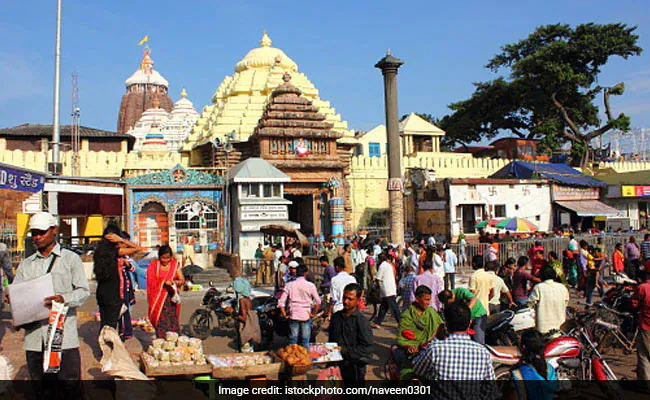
[{"left": 487, "top": 328, "right": 621, "bottom": 397}]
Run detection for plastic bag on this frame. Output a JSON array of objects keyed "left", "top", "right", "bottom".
[
  {"left": 43, "top": 301, "right": 68, "bottom": 373},
  {"left": 98, "top": 325, "right": 150, "bottom": 381},
  {"left": 171, "top": 285, "right": 181, "bottom": 304}
]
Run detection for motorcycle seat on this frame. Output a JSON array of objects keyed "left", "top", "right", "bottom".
[
  {"left": 487, "top": 345, "right": 521, "bottom": 358},
  {"left": 487, "top": 310, "right": 514, "bottom": 330}
]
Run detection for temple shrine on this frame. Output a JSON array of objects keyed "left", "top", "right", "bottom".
[{"left": 117, "top": 46, "right": 173, "bottom": 134}]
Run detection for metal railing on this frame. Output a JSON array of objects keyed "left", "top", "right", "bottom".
[{"left": 445, "top": 233, "right": 645, "bottom": 268}]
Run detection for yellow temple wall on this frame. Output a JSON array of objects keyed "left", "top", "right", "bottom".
[
  {"left": 348, "top": 154, "right": 512, "bottom": 230},
  {"left": 0, "top": 149, "right": 127, "bottom": 178}
]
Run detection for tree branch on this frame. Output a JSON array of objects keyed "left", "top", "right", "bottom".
[
  {"left": 603, "top": 88, "right": 614, "bottom": 121},
  {"left": 585, "top": 120, "right": 617, "bottom": 141},
  {"left": 560, "top": 129, "right": 582, "bottom": 143},
  {"left": 552, "top": 93, "right": 583, "bottom": 139}
]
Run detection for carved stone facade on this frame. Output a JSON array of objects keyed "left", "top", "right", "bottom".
[{"left": 210, "top": 73, "right": 353, "bottom": 239}]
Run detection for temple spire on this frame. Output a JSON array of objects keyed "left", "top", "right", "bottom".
[{"left": 260, "top": 31, "right": 272, "bottom": 47}]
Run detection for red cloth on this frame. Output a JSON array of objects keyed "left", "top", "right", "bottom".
[
  {"left": 634, "top": 281, "right": 650, "bottom": 331},
  {"left": 146, "top": 258, "right": 181, "bottom": 328},
  {"left": 612, "top": 250, "right": 625, "bottom": 273}
]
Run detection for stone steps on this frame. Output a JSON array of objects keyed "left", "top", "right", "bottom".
[{"left": 190, "top": 267, "right": 232, "bottom": 285}]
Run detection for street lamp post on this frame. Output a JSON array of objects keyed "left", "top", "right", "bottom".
[
  {"left": 49, "top": 0, "right": 63, "bottom": 176},
  {"left": 375, "top": 51, "right": 405, "bottom": 245}
]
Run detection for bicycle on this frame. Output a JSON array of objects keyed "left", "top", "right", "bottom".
[{"left": 581, "top": 302, "right": 638, "bottom": 354}]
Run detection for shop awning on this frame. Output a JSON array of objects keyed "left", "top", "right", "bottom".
[{"left": 554, "top": 200, "right": 623, "bottom": 217}]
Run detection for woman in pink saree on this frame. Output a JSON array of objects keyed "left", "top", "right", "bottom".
[{"left": 147, "top": 245, "right": 185, "bottom": 338}]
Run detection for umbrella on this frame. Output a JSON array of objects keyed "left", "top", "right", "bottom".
[
  {"left": 475, "top": 220, "right": 489, "bottom": 229},
  {"left": 182, "top": 264, "right": 204, "bottom": 277},
  {"left": 495, "top": 217, "right": 537, "bottom": 232},
  {"left": 475, "top": 219, "right": 500, "bottom": 229}
]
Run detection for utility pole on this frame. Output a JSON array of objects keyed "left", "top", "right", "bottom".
[
  {"left": 71, "top": 72, "right": 81, "bottom": 176},
  {"left": 375, "top": 51, "right": 405, "bottom": 245},
  {"left": 49, "top": 0, "right": 63, "bottom": 177}
]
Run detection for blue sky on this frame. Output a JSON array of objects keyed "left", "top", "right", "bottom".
[{"left": 1, "top": 0, "right": 649, "bottom": 142}]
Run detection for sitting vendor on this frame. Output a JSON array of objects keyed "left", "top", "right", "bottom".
[{"left": 395, "top": 285, "right": 444, "bottom": 380}]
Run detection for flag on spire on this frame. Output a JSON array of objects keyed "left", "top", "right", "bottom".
[{"left": 137, "top": 35, "right": 149, "bottom": 46}]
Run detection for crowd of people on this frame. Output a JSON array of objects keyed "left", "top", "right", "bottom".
[{"left": 4, "top": 212, "right": 650, "bottom": 398}]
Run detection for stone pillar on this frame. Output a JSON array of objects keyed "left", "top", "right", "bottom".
[
  {"left": 329, "top": 197, "right": 345, "bottom": 245},
  {"left": 376, "top": 51, "right": 405, "bottom": 245}
]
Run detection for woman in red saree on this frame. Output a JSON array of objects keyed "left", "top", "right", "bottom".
[{"left": 147, "top": 245, "right": 185, "bottom": 338}]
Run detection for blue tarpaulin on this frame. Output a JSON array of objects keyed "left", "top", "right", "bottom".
[{"left": 490, "top": 161, "right": 606, "bottom": 188}]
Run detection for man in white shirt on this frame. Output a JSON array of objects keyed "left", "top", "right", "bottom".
[
  {"left": 486, "top": 261, "right": 515, "bottom": 314},
  {"left": 433, "top": 246, "right": 445, "bottom": 281},
  {"left": 291, "top": 243, "right": 302, "bottom": 259},
  {"left": 443, "top": 245, "right": 458, "bottom": 290},
  {"left": 370, "top": 253, "right": 400, "bottom": 328},
  {"left": 328, "top": 256, "right": 357, "bottom": 316},
  {"left": 372, "top": 240, "right": 382, "bottom": 260},
  {"left": 528, "top": 266, "right": 570, "bottom": 334},
  {"left": 273, "top": 246, "right": 283, "bottom": 271},
  {"left": 427, "top": 235, "right": 436, "bottom": 247},
  {"left": 406, "top": 242, "right": 420, "bottom": 274}
]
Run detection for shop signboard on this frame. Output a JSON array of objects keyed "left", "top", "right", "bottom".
[
  {"left": 622, "top": 185, "right": 650, "bottom": 197},
  {"left": 0, "top": 166, "right": 45, "bottom": 193},
  {"left": 552, "top": 186, "right": 600, "bottom": 201}
]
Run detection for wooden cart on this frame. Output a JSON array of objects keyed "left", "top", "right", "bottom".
[
  {"left": 210, "top": 351, "right": 284, "bottom": 380},
  {"left": 140, "top": 354, "right": 213, "bottom": 377}
]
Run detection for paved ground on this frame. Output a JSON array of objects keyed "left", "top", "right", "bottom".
[{"left": 0, "top": 273, "right": 638, "bottom": 388}]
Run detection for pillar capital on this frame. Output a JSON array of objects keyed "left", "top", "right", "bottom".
[{"left": 375, "top": 52, "right": 404, "bottom": 74}]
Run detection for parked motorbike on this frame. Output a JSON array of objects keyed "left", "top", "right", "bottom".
[
  {"left": 485, "top": 306, "right": 536, "bottom": 346},
  {"left": 188, "top": 283, "right": 237, "bottom": 339},
  {"left": 487, "top": 325, "right": 622, "bottom": 397},
  {"left": 254, "top": 294, "right": 327, "bottom": 350}
]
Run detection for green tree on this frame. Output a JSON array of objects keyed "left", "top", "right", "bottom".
[{"left": 439, "top": 23, "right": 642, "bottom": 165}]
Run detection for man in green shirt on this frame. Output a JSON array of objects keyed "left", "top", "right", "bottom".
[
  {"left": 395, "top": 285, "right": 443, "bottom": 380},
  {"left": 438, "top": 287, "right": 488, "bottom": 344}
]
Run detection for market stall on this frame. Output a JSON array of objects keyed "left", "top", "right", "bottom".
[{"left": 138, "top": 335, "right": 343, "bottom": 382}]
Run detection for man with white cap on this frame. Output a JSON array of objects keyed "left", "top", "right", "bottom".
[{"left": 12, "top": 212, "right": 89, "bottom": 396}]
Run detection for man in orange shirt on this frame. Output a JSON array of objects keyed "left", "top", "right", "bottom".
[{"left": 612, "top": 243, "right": 625, "bottom": 275}]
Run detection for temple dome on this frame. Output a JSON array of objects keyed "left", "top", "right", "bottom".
[
  {"left": 234, "top": 32, "right": 298, "bottom": 73},
  {"left": 184, "top": 32, "right": 355, "bottom": 151},
  {"left": 125, "top": 48, "right": 169, "bottom": 87}
]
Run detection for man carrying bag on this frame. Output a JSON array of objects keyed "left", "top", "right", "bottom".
[{"left": 11, "top": 212, "right": 90, "bottom": 399}]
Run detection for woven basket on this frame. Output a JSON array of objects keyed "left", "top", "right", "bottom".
[{"left": 288, "top": 362, "right": 313, "bottom": 376}]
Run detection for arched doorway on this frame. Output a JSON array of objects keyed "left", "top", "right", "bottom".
[{"left": 137, "top": 201, "right": 169, "bottom": 250}]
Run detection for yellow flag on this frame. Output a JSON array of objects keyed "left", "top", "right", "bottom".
[{"left": 137, "top": 35, "right": 149, "bottom": 46}]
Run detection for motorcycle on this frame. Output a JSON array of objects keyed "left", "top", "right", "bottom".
[
  {"left": 254, "top": 294, "right": 327, "bottom": 350},
  {"left": 487, "top": 326, "right": 622, "bottom": 397},
  {"left": 188, "top": 283, "right": 237, "bottom": 339},
  {"left": 485, "top": 306, "right": 536, "bottom": 346}
]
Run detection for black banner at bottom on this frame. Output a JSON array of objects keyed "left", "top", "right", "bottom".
[{"left": 1, "top": 379, "right": 650, "bottom": 400}]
